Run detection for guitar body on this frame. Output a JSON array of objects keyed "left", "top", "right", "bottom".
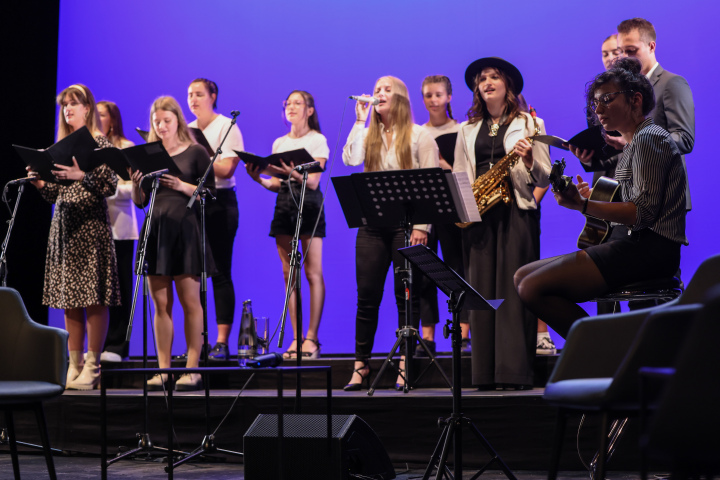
[{"left": 577, "top": 176, "right": 621, "bottom": 249}]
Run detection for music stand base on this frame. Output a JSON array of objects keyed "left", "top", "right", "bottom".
[
  {"left": 167, "top": 435, "right": 243, "bottom": 472},
  {"left": 367, "top": 326, "right": 451, "bottom": 396}
]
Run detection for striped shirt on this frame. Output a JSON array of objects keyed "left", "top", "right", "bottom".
[{"left": 615, "top": 118, "right": 688, "bottom": 245}]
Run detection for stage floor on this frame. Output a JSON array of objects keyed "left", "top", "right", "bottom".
[{"left": 0, "top": 454, "right": 649, "bottom": 480}]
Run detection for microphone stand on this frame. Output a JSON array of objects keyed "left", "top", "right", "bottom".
[
  {"left": 108, "top": 176, "right": 178, "bottom": 465},
  {"left": 0, "top": 182, "right": 26, "bottom": 287},
  {"left": 173, "top": 111, "right": 243, "bottom": 469},
  {"left": 277, "top": 167, "right": 311, "bottom": 411},
  {"left": 0, "top": 180, "right": 61, "bottom": 454}
]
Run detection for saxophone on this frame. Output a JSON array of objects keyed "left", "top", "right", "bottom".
[{"left": 456, "top": 106, "right": 541, "bottom": 228}]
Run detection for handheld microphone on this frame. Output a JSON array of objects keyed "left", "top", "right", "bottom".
[
  {"left": 349, "top": 95, "right": 379, "bottom": 106},
  {"left": 246, "top": 352, "right": 283, "bottom": 368},
  {"left": 230, "top": 110, "right": 241, "bottom": 117},
  {"left": 5, "top": 177, "right": 35, "bottom": 186},
  {"left": 141, "top": 169, "right": 169, "bottom": 183},
  {"left": 294, "top": 161, "right": 321, "bottom": 173}
]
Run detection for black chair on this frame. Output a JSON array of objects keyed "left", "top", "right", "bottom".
[
  {"left": 543, "top": 302, "right": 701, "bottom": 480},
  {"left": 0, "top": 287, "right": 68, "bottom": 480},
  {"left": 640, "top": 285, "right": 720, "bottom": 479},
  {"left": 543, "top": 253, "right": 720, "bottom": 480}
]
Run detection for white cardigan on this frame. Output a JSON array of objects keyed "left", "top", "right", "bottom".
[{"left": 453, "top": 112, "right": 551, "bottom": 211}]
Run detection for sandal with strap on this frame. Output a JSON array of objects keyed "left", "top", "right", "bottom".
[
  {"left": 343, "top": 360, "right": 371, "bottom": 391},
  {"left": 283, "top": 338, "right": 299, "bottom": 359},
  {"left": 301, "top": 338, "right": 321, "bottom": 359},
  {"left": 395, "top": 356, "right": 407, "bottom": 391}
]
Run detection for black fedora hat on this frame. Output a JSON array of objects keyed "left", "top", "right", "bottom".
[{"left": 464, "top": 57, "right": 524, "bottom": 94}]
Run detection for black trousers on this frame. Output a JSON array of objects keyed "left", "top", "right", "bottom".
[
  {"left": 354, "top": 226, "right": 420, "bottom": 361},
  {"left": 463, "top": 204, "right": 538, "bottom": 387},
  {"left": 104, "top": 239, "right": 135, "bottom": 358},
  {"left": 206, "top": 188, "right": 239, "bottom": 326}
]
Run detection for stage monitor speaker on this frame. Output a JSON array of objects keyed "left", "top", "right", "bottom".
[{"left": 243, "top": 413, "right": 395, "bottom": 480}]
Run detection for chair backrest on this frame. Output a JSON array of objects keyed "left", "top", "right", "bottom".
[
  {"left": 603, "top": 303, "right": 702, "bottom": 407},
  {"left": 678, "top": 253, "right": 720, "bottom": 305},
  {"left": 0, "top": 287, "right": 68, "bottom": 386},
  {"left": 547, "top": 311, "right": 648, "bottom": 384},
  {"left": 644, "top": 286, "right": 720, "bottom": 473}
]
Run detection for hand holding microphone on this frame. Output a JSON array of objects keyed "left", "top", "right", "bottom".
[{"left": 351, "top": 94, "right": 376, "bottom": 124}]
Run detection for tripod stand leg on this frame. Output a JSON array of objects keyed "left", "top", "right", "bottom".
[
  {"left": 367, "top": 334, "right": 405, "bottom": 396},
  {"left": 422, "top": 421, "right": 450, "bottom": 480},
  {"left": 433, "top": 420, "right": 457, "bottom": 480},
  {"left": 466, "top": 419, "right": 517, "bottom": 480},
  {"left": 416, "top": 336, "right": 452, "bottom": 390}
]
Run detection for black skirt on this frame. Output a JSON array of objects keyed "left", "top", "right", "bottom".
[
  {"left": 585, "top": 225, "right": 681, "bottom": 289},
  {"left": 269, "top": 181, "right": 326, "bottom": 238}
]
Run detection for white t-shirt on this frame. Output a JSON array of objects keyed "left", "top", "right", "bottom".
[
  {"left": 272, "top": 129, "right": 330, "bottom": 159},
  {"left": 423, "top": 119, "right": 460, "bottom": 139},
  {"left": 106, "top": 138, "right": 139, "bottom": 240},
  {"left": 189, "top": 114, "right": 244, "bottom": 189}
]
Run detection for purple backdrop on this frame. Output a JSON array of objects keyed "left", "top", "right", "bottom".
[{"left": 53, "top": 0, "right": 714, "bottom": 356}]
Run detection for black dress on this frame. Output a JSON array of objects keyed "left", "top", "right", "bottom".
[{"left": 139, "top": 144, "right": 215, "bottom": 276}]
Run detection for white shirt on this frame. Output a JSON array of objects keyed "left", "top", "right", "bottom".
[
  {"left": 106, "top": 138, "right": 139, "bottom": 240},
  {"left": 342, "top": 123, "right": 440, "bottom": 231},
  {"left": 423, "top": 119, "right": 461, "bottom": 139},
  {"left": 189, "top": 114, "right": 244, "bottom": 189},
  {"left": 272, "top": 129, "right": 330, "bottom": 159},
  {"left": 646, "top": 62, "right": 660, "bottom": 79}
]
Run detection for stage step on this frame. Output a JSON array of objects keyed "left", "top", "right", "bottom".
[{"left": 101, "top": 353, "right": 559, "bottom": 390}]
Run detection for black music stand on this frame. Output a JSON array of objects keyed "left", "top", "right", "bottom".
[
  {"left": 398, "top": 244, "right": 516, "bottom": 480},
  {"left": 333, "top": 168, "right": 478, "bottom": 394}
]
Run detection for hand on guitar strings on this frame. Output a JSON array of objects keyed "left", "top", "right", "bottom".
[{"left": 552, "top": 178, "right": 585, "bottom": 212}]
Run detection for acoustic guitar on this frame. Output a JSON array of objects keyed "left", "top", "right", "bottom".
[{"left": 548, "top": 159, "right": 621, "bottom": 249}]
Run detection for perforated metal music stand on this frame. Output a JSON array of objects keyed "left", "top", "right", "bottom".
[{"left": 398, "top": 244, "right": 515, "bottom": 480}]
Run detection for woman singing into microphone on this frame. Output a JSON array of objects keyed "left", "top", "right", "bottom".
[
  {"left": 131, "top": 96, "right": 214, "bottom": 391},
  {"left": 29, "top": 84, "right": 120, "bottom": 390},
  {"left": 453, "top": 58, "right": 551, "bottom": 390},
  {"left": 342, "top": 76, "right": 440, "bottom": 391},
  {"left": 246, "top": 90, "right": 328, "bottom": 359}
]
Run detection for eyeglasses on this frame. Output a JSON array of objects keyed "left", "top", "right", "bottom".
[
  {"left": 283, "top": 100, "right": 305, "bottom": 109},
  {"left": 590, "top": 90, "right": 634, "bottom": 111}
]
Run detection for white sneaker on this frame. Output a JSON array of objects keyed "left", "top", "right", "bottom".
[
  {"left": 536, "top": 335, "right": 557, "bottom": 355},
  {"left": 100, "top": 351, "right": 123, "bottom": 362}
]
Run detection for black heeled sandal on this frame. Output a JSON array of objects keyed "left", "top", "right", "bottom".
[
  {"left": 301, "top": 338, "right": 321, "bottom": 359},
  {"left": 395, "top": 357, "right": 406, "bottom": 391},
  {"left": 343, "top": 361, "right": 371, "bottom": 391},
  {"left": 283, "top": 338, "right": 299, "bottom": 359}
]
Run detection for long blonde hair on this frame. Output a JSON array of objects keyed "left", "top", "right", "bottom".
[
  {"left": 56, "top": 84, "right": 102, "bottom": 141},
  {"left": 364, "top": 76, "right": 414, "bottom": 172},
  {"left": 147, "top": 96, "right": 195, "bottom": 145}
]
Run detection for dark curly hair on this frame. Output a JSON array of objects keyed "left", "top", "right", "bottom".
[{"left": 585, "top": 57, "right": 655, "bottom": 117}]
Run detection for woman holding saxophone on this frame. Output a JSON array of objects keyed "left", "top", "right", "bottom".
[{"left": 453, "top": 57, "right": 551, "bottom": 390}]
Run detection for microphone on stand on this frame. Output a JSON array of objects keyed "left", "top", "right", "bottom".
[
  {"left": 230, "top": 110, "right": 241, "bottom": 117},
  {"left": 293, "top": 161, "right": 321, "bottom": 173},
  {"left": 141, "top": 169, "right": 169, "bottom": 184},
  {"left": 5, "top": 177, "right": 36, "bottom": 186},
  {"left": 349, "top": 95, "right": 380, "bottom": 105}
]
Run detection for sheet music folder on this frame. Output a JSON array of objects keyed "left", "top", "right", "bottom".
[
  {"left": 332, "top": 168, "right": 481, "bottom": 229},
  {"left": 435, "top": 132, "right": 457, "bottom": 166},
  {"left": 398, "top": 244, "right": 502, "bottom": 311},
  {"left": 13, "top": 126, "right": 105, "bottom": 185},
  {"left": 236, "top": 149, "right": 323, "bottom": 178},
  {"left": 534, "top": 125, "right": 622, "bottom": 162},
  {"left": 93, "top": 142, "right": 182, "bottom": 180}
]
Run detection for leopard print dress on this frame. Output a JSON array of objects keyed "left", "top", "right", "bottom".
[{"left": 40, "top": 135, "right": 121, "bottom": 309}]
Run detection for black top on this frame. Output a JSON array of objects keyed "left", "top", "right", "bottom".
[
  {"left": 474, "top": 121, "right": 509, "bottom": 177},
  {"left": 141, "top": 144, "right": 215, "bottom": 276}
]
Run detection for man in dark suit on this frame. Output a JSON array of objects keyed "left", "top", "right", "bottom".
[{"left": 615, "top": 17, "right": 695, "bottom": 209}]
